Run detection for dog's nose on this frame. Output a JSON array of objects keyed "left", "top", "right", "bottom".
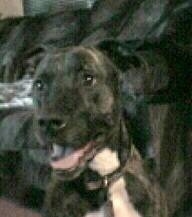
[{"left": 38, "top": 118, "right": 67, "bottom": 135}]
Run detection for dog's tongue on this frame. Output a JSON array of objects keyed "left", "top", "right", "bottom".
[{"left": 50, "top": 144, "right": 91, "bottom": 170}]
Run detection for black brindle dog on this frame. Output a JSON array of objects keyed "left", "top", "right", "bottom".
[{"left": 32, "top": 45, "right": 145, "bottom": 217}]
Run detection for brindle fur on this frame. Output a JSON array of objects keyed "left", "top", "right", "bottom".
[{"left": 30, "top": 44, "right": 176, "bottom": 217}]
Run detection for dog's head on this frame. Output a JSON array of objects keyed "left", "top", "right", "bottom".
[{"left": 32, "top": 46, "right": 128, "bottom": 180}]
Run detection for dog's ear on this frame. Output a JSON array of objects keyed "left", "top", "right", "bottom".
[
  {"left": 98, "top": 40, "right": 153, "bottom": 160},
  {"left": 120, "top": 76, "right": 152, "bottom": 160},
  {"left": 24, "top": 45, "right": 48, "bottom": 76},
  {"left": 97, "top": 40, "right": 141, "bottom": 118}
]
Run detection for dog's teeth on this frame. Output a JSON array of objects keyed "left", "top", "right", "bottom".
[
  {"left": 51, "top": 143, "right": 65, "bottom": 159},
  {"left": 51, "top": 144, "right": 75, "bottom": 161}
]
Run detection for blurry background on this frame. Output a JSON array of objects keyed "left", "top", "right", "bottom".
[
  {"left": 0, "top": 0, "right": 23, "bottom": 18},
  {"left": 0, "top": 0, "right": 96, "bottom": 18}
]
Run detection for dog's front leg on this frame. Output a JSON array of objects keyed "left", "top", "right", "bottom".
[
  {"left": 108, "top": 178, "right": 142, "bottom": 217},
  {"left": 42, "top": 179, "right": 64, "bottom": 217},
  {"left": 43, "top": 178, "right": 91, "bottom": 217}
]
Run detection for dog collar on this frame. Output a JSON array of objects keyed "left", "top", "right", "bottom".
[{"left": 85, "top": 165, "right": 127, "bottom": 191}]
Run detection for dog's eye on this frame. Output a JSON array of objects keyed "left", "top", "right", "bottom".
[
  {"left": 83, "top": 74, "right": 96, "bottom": 86},
  {"left": 33, "top": 79, "right": 44, "bottom": 91}
]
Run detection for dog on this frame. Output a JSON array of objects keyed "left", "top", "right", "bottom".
[{"left": 31, "top": 45, "right": 145, "bottom": 217}]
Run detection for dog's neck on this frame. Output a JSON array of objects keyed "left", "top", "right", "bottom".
[{"left": 89, "top": 148, "right": 120, "bottom": 177}]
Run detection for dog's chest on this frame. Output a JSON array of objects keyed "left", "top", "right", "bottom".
[{"left": 86, "top": 148, "right": 142, "bottom": 217}]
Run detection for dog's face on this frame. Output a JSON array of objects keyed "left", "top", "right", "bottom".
[{"left": 32, "top": 46, "right": 121, "bottom": 180}]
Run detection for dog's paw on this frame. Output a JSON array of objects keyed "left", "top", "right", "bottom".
[
  {"left": 84, "top": 213, "right": 103, "bottom": 217},
  {"left": 89, "top": 148, "right": 120, "bottom": 176},
  {"left": 84, "top": 210, "right": 105, "bottom": 217}
]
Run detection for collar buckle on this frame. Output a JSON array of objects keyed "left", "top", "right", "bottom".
[{"left": 103, "top": 176, "right": 109, "bottom": 188}]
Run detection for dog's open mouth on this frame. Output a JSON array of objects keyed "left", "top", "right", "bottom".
[{"left": 50, "top": 141, "right": 97, "bottom": 171}]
